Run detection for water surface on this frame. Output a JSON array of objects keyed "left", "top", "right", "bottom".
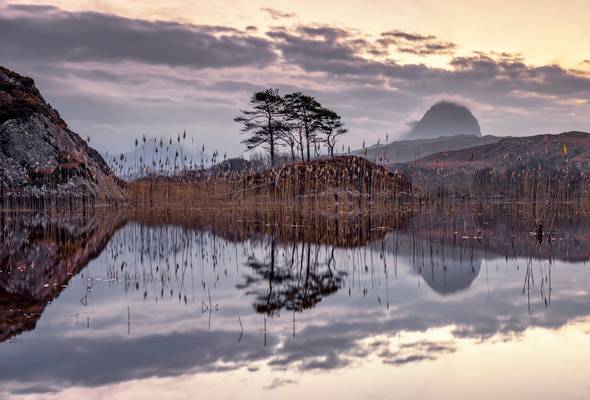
[{"left": 1, "top": 206, "right": 590, "bottom": 399}]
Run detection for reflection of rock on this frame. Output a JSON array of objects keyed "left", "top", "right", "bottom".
[{"left": 0, "top": 212, "right": 126, "bottom": 342}]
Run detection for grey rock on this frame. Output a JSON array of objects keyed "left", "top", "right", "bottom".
[{"left": 0, "top": 66, "right": 126, "bottom": 204}]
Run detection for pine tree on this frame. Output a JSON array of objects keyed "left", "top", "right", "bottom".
[
  {"left": 234, "top": 89, "right": 285, "bottom": 167},
  {"left": 317, "top": 108, "right": 347, "bottom": 158}
]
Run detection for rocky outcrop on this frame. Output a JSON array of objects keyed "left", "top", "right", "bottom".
[
  {"left": 408, "top": 101, "right": 481, "bottom": 139},
  {"left": 0, "top": 66, "right": 126, "bottom": 205}
]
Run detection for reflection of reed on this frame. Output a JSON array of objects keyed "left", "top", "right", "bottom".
[
  {"left": 522, "top": 247, "right": 553, "bottom": 316},
  {"left": 1, "top": 202, "right": 586, "bottom": 344},
  {"left": 131, "top": 207, "right": 411, "bottom": 248}
]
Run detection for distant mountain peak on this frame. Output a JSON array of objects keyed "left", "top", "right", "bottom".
[{"left": 408, "top": 101, "right": 481, "bottom": 139}]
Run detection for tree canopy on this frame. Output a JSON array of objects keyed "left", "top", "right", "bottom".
[{"left": 235, "top": 89, "right": 348, "bottom": 166}]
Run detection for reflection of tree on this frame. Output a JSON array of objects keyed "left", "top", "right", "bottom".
[{"left": 238, "top": 239, "right": 346, "bottom": 316}]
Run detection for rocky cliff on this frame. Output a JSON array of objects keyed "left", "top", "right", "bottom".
[{"left": 0, "top": 66, "right": 126, "bottom": 206}]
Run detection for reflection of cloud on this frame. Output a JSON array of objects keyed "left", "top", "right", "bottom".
[
  {"left": 0, "top": 329, "right": 274, "bottom": 394},
  {"left": 1, "top": 285, "right": 588, "bottom": 396},
  {"left": 384, "top": 340, "right": 456, "bottom": 365},
  {"left": 264, "top": 377, "right": 297, "bottom": 390},
  {"left": 384, "top": 354, "right": 434, "bottom": 365}
]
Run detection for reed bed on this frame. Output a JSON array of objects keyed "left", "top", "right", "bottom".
[
  {"left": 128, "top": 155, "right": 416, "bottom": 217},
  {"left": 408, "top": 160, "right": 590, "bottom": 206}
]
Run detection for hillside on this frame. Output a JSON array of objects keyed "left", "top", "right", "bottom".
[
  {"left": 130, "top": 155, "right": 415, "bottom": 208},
  {"left": 391, "top": 131, "right": 590, "bottom": 198},
  {"left": 361, "top": 134, "right": 501, "bottom": 164},
  {"left": 246, "top": 155, "right": 413, "bottom": 198},
  {"left": 0, "top": 66, "right": 126, "bottom": 206}
]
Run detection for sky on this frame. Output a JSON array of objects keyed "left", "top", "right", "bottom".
[{"left": 1, "top": 0, "right": 590, "bottom": 156}]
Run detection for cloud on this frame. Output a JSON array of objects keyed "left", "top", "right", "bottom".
[
  {"left": 378, "top": 30, "right": 457, "bottom": 56},
  {"left": 382, "top": 30, "right": 437, "bottom": 42},
  {"left": 261, "top": 7, "right": 296, "bottom": 20},
  {"left": 0, "top": 4, "right": 277, "bottom": 69},
  {"left": 0, "top": 4, "right": 589, "bottom": 154}
]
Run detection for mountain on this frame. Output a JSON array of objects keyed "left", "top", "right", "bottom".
[
  {"left": 408, "top": 101, "right": 481, "bottom": 139},
  {"left": 361, "top": 134, "right": 501, "bottom": 164},
  {"left": 104, "top": 139, "right": 201, "bottom": 179},
  {"left": 391, "top": 131, "right": 590, "bottom": 198},
  {"left": 0, "top": 66, "right": 126, "bottom": 204}
]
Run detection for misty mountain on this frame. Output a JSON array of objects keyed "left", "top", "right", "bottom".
[
  {"left": 361, "top": 134, "right": 501, "bottom": 164},
  {"left": 408, "top": 101, "right": 482, "bottom": 139},
  {"left": 104, "top": 139, "right": 203, "bottom": 178}
]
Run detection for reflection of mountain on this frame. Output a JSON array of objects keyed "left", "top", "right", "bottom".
[
  {"left": 413, "top": 251, "right": 482, "bottom": 295},
  {"left": 0, "top": 212, "right": 126, "bottom": 342},
  {"left": 385, "top": 232, "right": 484, "bottom": 295}
]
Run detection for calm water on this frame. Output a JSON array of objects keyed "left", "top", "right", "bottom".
[{"left": 1, "top": 206, "right": 590, "bottom": 399}]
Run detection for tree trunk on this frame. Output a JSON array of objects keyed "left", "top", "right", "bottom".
[
  {"left": 268, "top": 113, "right": 275, "bottom": 167},
  {"left": 303, "top": 116, "right": 310, "bottom": 162},
  {"left": 306, "top": 132, "right": 311, "bottom": 162},
  {"left": 298, "top": 129, "right": 305, "bottom": 161}
]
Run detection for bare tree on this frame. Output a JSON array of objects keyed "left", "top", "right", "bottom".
[{"left": 234, "top": 89, "right": 285, "bottom": 167}]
